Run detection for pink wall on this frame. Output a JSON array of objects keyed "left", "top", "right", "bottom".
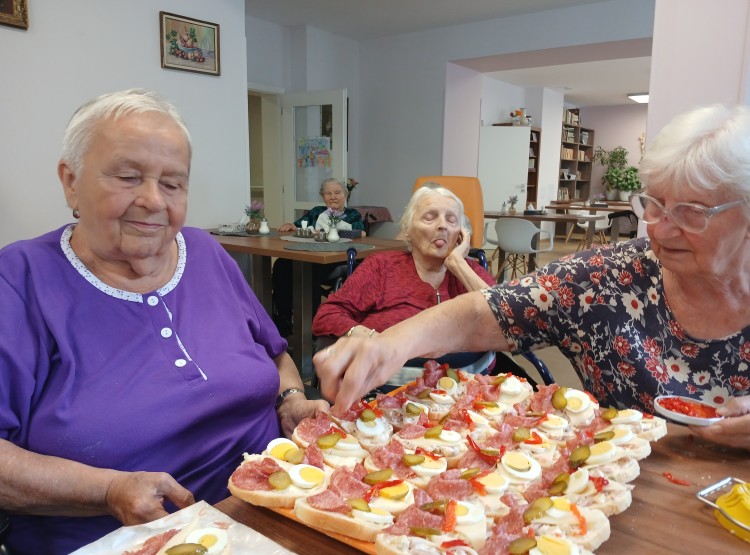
[{"left": 579, "top": 104, "right": 648, "bottom": 197}]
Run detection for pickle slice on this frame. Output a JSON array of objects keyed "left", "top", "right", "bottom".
[
  {"left": 569, "top": 444, "right": 591, "bottom": 467},
  {"left": 551, "top": 387, "right": 568, "bottom": 410},
  {"left": 360, "top": 408, "right": 377, "bottom": 422},
  {"left": 268, "top": 470, "right": 292, "bottom": 490},
  {"left": 507, "top": 537, "right": 537, "bottom": 554},
  {"left": 363, "top": 468, "right": 393, "bottom": 485},
  {"left": 512, "top": 427, "right": 531, "bottom": 442},
  {"left": 446, "top": 367, "right": 460, "bottom": 382},
  {"left": 347, "top": 498, "right": 371, "bottom": 512},
  {"left": 491, "top": 374, "right": 508, "bottom": 386},
  {"left": 460, "top": 468, "right": 482, "bottom": 480},
  {"left": 410, "top": 527, "right": 440, "bottom": 538},
  {"left": 600, "top": 407, "right": 618, "bottom": 420},
  {"left": 402, "top": 453, "right": 426, "bottom": 466},
  {"left": 552, "top": 472, "right": 570, "bottom": 485},
  {"left": 473, "top": 400, "right": 499, "bottom": 409},
  {"left": 523, "top": 496, "right": 553, "bottom": 524},
  {"left": 420, "top": 500, "right": 447, "bottom": 514},
  {"left": 404, "top": 402, "right": 424, "bottom": 416},
  {"left": 424, "top": 425, "right": 443, "bottom": 439},
  {"left": 548, "top": 480, "right": 567, "bottom": 496},
  {"left": 283, "top": 447, "right": 305, "bottom": 465},
  {"left": 165, "top": 545, "right": 209, "bottom": 555},
  {"left": 317, "top": 432, "right": 342, "bottom": 449},
  {"left": 594, "top": 430, "right": 616, "bottom": 443},
  {"left": 417, "top": 388, "right": 432, "bottom": 399}
]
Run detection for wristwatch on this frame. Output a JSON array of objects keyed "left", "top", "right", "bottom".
[{"left": 275, "top": 387, "right": 305, "bottom": 409}]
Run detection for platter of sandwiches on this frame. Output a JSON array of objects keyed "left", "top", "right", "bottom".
[{"left": 228, "top": 361, "right": 667, "bottom": 554}]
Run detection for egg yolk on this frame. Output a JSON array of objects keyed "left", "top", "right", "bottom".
[
  {"left": 551, "top": 497, "right": 571, "bottom": 512},
  {"left": 269, "top": 442, "right": 296, "bottom": 460},
  {"left": 437, "top": 376, "right": 456, "bottom": 390},
  {"left": 195, "top": 534, "right": 219, "bottom": 548},
  {"left": 504, "top": 452, "right": 531, "bottom": 472},
  {"left": 379, "top": 482, "right": 409, "bottom": 500},
  {"left": 477, "top": 472, "right": 507, "bottom": 488},
  {"left": 299, "top": 466, "right": 324, "bottom": 485},
  {"left": 537, "top": 535, "right": 572, "bottom": 555},
  {"left": 567, "top": 397, "right": 583, "bottom": 411}
]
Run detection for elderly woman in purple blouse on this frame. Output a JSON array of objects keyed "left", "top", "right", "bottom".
[{"left": 0, "top": 89, "right": 328, "bottom": 554}]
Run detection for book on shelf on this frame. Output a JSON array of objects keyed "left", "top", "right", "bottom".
[
  {"left": 580, "top": 131, "right": 589, "bottom": 145},
  {"left": 529, "top": 147, "right": 535, "bottom": 157},
  {"left": 560, "top": 146, "right": 575, "bottom": 160},
  {"left": 531, "top": 131, "right": 538, "bottom": 142},
  {"left": 528, "top": 159, "right": 536, "bottom": 170}
]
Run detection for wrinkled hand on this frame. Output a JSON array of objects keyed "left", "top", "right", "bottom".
[
  {"left": 313, "top": 336, "right": 406, "bottom": 415},
  {"left": 447, "top": 228, "right": 471, "bottom": 263},
  {"left": 278, "top": 223, "right": 296, "bottom": 232},
  {"left": 106, "top": 471, "right": 195, "bottom": 525},
  {"left": 278, "top": 396, "right": 330, "bottom": 438},
  {"left": 690, "top": 396, "right": 750, "bottom": 451}
]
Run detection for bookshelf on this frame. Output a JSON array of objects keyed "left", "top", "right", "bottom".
[{"left": 558, "top": 108, "right": 594, "bottom": 201}]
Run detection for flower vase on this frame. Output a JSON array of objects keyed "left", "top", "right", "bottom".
[
  {"left": 618, "top": 190, "right": 631, "bottom": 202},
  {"left": 327, "top": 227, "right": 340, "bottom": 242},
  {"left": 508, "top": 206, "right": 517, "bottom": 216},
  {"left": 245, "top": 218, "right": 260, "bottom": 234},
  {"left": 606, "top": 189, "right": 619, "bottom": 201},
  {"left": 258, "top": 219, "right": 270, "bottom": 235}
]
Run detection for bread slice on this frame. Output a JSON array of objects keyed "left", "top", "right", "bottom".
[
  {"left": 294, "top": 497, "right": 393, "bottom": 543},
  {"left": 375, "top": 531, "right": 475, "bottom": 555},
  {"left": 292, "top": 427, "right": 370, "bottom": 468},
  {"left": 531, "top": 504, "right": 611, "bottom": 552}
]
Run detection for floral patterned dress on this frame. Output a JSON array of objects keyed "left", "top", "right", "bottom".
[{"left": 484, "top": 237, "right": 750, "bottom": 412}]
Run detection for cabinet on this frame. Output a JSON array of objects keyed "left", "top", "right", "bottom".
[
  {"left": 491, "top": 124, "right": 541, "bottom": 207},
  {"left": 479, "top": 125, "right": 531, "bottom": 212},
  {"left": 558, "top": 108, "right": 594, "bottom": 201}
]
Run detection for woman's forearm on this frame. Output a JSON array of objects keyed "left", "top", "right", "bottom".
[{"left": 445, "top": 256, "right": 492, "bottom": 292}]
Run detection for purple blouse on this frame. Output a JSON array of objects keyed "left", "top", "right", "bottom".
[
  {"left": 484, "top": 238, "right": 750, "bottom": 413},
  {"left": 0, "top": 226, "right": 286, "bottom": 554}
]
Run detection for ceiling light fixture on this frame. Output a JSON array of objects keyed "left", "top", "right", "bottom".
[{"left": 628, "top": 93, "right": 649, "bottom": 103}]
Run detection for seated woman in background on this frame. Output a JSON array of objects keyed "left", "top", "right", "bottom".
[
  {"left": 0, "top": 89, "right": 327, "bottom": 554},
  {"left": 312, "top": 184, "right": 497, "bottom": 381},
  {"left": 272, "top": 177, "right": 365, "bottom": 336},
  {"left": 315, "top": 104, "right": 750, "bottom": 451}
]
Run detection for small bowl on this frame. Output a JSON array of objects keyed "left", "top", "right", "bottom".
[{"left": 653, "top": 395, "right": 723, "bottom": 427}]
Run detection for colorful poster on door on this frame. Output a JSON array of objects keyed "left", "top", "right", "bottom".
[{"left": 297, "top": 137, "right": 331, "bottom": 168}]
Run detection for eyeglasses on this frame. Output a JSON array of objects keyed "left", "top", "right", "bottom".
[{"left": 631, "top": 191, "right": 745, "bottom": 233}]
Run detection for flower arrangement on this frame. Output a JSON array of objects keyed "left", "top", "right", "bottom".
[
  {"left": 244, "top": 200, "right": 264, "bottom": 220},
  {"left": 346, "top": 177, "right": 359, "bottom": 195},
  {"left": 325, "top": 207, "right": 345, "bottom": 227},
  {"left": 507, "top": 195, "right": 519, "bottom": 208}
]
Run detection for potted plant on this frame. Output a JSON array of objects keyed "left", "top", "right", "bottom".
[
  {"left": 507, "top": 194, "right": 519, "bottom": 215},
  {"left": 244, "top": 200, "right": 264, "bottom": 233},
  {"left": 593, "top": 146, "right": 641, "bottom": 201}
]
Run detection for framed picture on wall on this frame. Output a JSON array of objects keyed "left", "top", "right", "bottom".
[
  {"left": 159, "top": 11, "right": 220, "bottom": 76},
  {"left": 0, "top": 0, "right": 29, "bottom": 30}
]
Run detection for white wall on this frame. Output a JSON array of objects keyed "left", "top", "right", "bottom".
[
  {"left": 442, "top": 64, "right": 483, "bottom": 176},
  {"left": 0, "top": 0, "right": 249, "bottom": 247},
  {"left": 580, "top": 104, "right": 648, "bottom": 196}
]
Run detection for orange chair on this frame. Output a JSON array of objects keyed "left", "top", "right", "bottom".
[{"left": 413, "top": 176, "right": 485, "bottom": 248}]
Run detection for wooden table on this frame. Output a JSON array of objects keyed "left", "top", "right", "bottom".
[
  {"left": 546, "top": 202, "right": 634, "bottom": 241},
  {"left": 484, "top": 212, "right": 605, "bottom": 275},
  {"left": 215, "top": 424, "right": 749, "bottom": 554},
  {"left": 213, "top": 233, "right": 406, "bottom": 379}
]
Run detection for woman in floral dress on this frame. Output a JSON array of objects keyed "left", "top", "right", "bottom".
[{"left": 315, "top": 104, "right": 750, "bottom": 451}]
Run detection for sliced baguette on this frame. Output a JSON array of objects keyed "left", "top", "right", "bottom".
[{"left": 294, "top": 497, "right": 393, "bottom": 543}]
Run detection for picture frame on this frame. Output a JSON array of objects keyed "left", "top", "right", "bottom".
[
  {"left": 159, "top": 11, "right": 220, "bottom": 76},
  {"left": 0, "top": 0, "right": 29, "bottom": 30}
]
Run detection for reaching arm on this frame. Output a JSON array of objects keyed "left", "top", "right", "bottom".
[
  {"left": 0, "top": 439, "right": 194, "bottom": 524},
  {"left": 274, "top": 352, "right": 329, "bottom": 437},
  {"left": 690, "top": 396, "right": 750, "bottom": 451},
  {"left": 313, "top": 290, "right": 508, "bottom": 413}
]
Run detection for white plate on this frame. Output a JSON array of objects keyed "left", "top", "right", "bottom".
[{"left": 654, "top": 395, "right": 723, "bottom": 427}]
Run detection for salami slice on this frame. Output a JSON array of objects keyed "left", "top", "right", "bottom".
[
  {"left": 229, "top": 457, "right": 282, "bottom": 491},
  {"left": 307, "top": 488, "right": 351, "bottom": 514},
  {"left": 123, "top": 529, "right": 179, "bottom": 555}
]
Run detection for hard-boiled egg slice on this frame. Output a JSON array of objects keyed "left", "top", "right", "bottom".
[
  {"left": 369, "top": 481, "right": 415, "bottom": 514},
  {"left": 464, "top": 410, "right": 490, "bottom": 428},
  {"left": 266, "top": 437, "right": 297, "bottom": 460},
  {"left": 544, "top": 497, "right": 577, "bottom": 521},
  {"left": 608, "top": 425, "right": 635, "bottom": 445},
  {"left": 479, "top": 402, "right": 508, "bottom": 418},
  {"left": 564, "top": 390, "right": 592, "bottom": 413},
  {"left": 410, "top": 455, "right": 448, "bottom": 478},
  {"left": 539, "top": 414, "right": 569, "bottom": 438},
  {"left": 438, "top": 428, "right": 462, "bottom": 443},
  {"left": 356, "top": 417, "right": 386, "bottom": 437},
  {"left": 288, "top": 464, "right": 326, "bottom": 489},
  {"left": 500, "top": 376, "right": 524, "bottom": 396},
  {"left": 475, "top": 471, "right": 509, "bottom": 495},
  {"left": 437, "top": 376, "right": 459, "bottom": 395},
  {"left": 330, "top": 434, "right": 362, "bottom": 451},
  {"left": 584, "top": 440, "right": 619, "bottom": 466},
  {"left": 185, "top": 527, "right": 229, "bottom": 555},
  {"left": 566, "top": 467, "right": 589, "bottom": 495},
  {"left": 403, "top": 401, "right": 430, "bottom": 423},
  {"left": 530, "top": 534, "right": 581, "bottom": 555},
  {"left": 352, "top": 507, "right": 394, "bottom": 526},
  {"left": 519, "top": 430, "right": 552, "bottom": 454},
  {"left": 454, "top": 501, "right": 485, "bottom": 525},
  {"left": 610, "top": 408, "right": 643, "bottom": 425},
  {"left": 429, "top": 390, "right": 455, "bottom": 405},
  {"left": 501, "top": 451, "right": 542, "bottom": 482}
]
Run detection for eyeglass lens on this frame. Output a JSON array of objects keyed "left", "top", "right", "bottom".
[{"left": 635, "top": 195, "right": 710, "bottom": 232}]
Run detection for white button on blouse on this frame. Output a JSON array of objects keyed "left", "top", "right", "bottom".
[
  {"left": 161, "top": 328, "right": 173, "bottom": 338},
  {"left": 174, "top": 359, "right": 187, "bottom": 367},
  {"left": 147, "top": 296, "right": 159, "bottom": 306}
]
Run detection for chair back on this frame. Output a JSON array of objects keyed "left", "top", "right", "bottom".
[
  {"left": 413, "top": 176, "right": 484, "bottom": 248},
  {"left": 494, "top": 218, "right": 550, "bottom": 255}
]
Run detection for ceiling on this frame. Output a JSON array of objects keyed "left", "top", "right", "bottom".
[{"left": 245, "top": 0, "right": 651, "bottom": 107}]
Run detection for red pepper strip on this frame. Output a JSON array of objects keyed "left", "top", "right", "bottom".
[
  {"left": 589, "top": 476, "right": 609, "bottom": 493},
  {"left": 524, "top": 431, "right": 544, "bottom": 445},
  {"left": 643, "top": 412, "right": 654, "bottom": 419},
  {"left": 415, "top": 447, "right": 443, "bottom": 461},
  {"left": 461, "top": 409, "right": 476, "bottom": 432},
  {"left": 570, "top": 503, "right": 587, "bottom": 536},
  {"left": 433, "top": 389, "right": 448, "bottom": 395},
  {"left": 470, "top": 477, "right": 487, "bottom": 496},
  {"left": 467, "top": 435, "right": 503, "bottom": 464},
  {"left": 456, "top": 369, "right": 469, "bottom": 382},
  {"left": 363, "top": 479, "right": 405, "bottom": 502},
  {"left": 442, "top": 499, "right": 457, "bottom": 532},
  {"left": 323, "top": 425, "right": 347, "bottom": 438},
  {"left": 663, "top": 472, "right": 691, "bottom": 486},
  {"left": 440, "top": 539, "right": 469, "bottom": 548}
]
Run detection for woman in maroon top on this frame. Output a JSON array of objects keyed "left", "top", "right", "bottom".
[{"left": 312, "top": 184, "right": 494, "bottom": 370}]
